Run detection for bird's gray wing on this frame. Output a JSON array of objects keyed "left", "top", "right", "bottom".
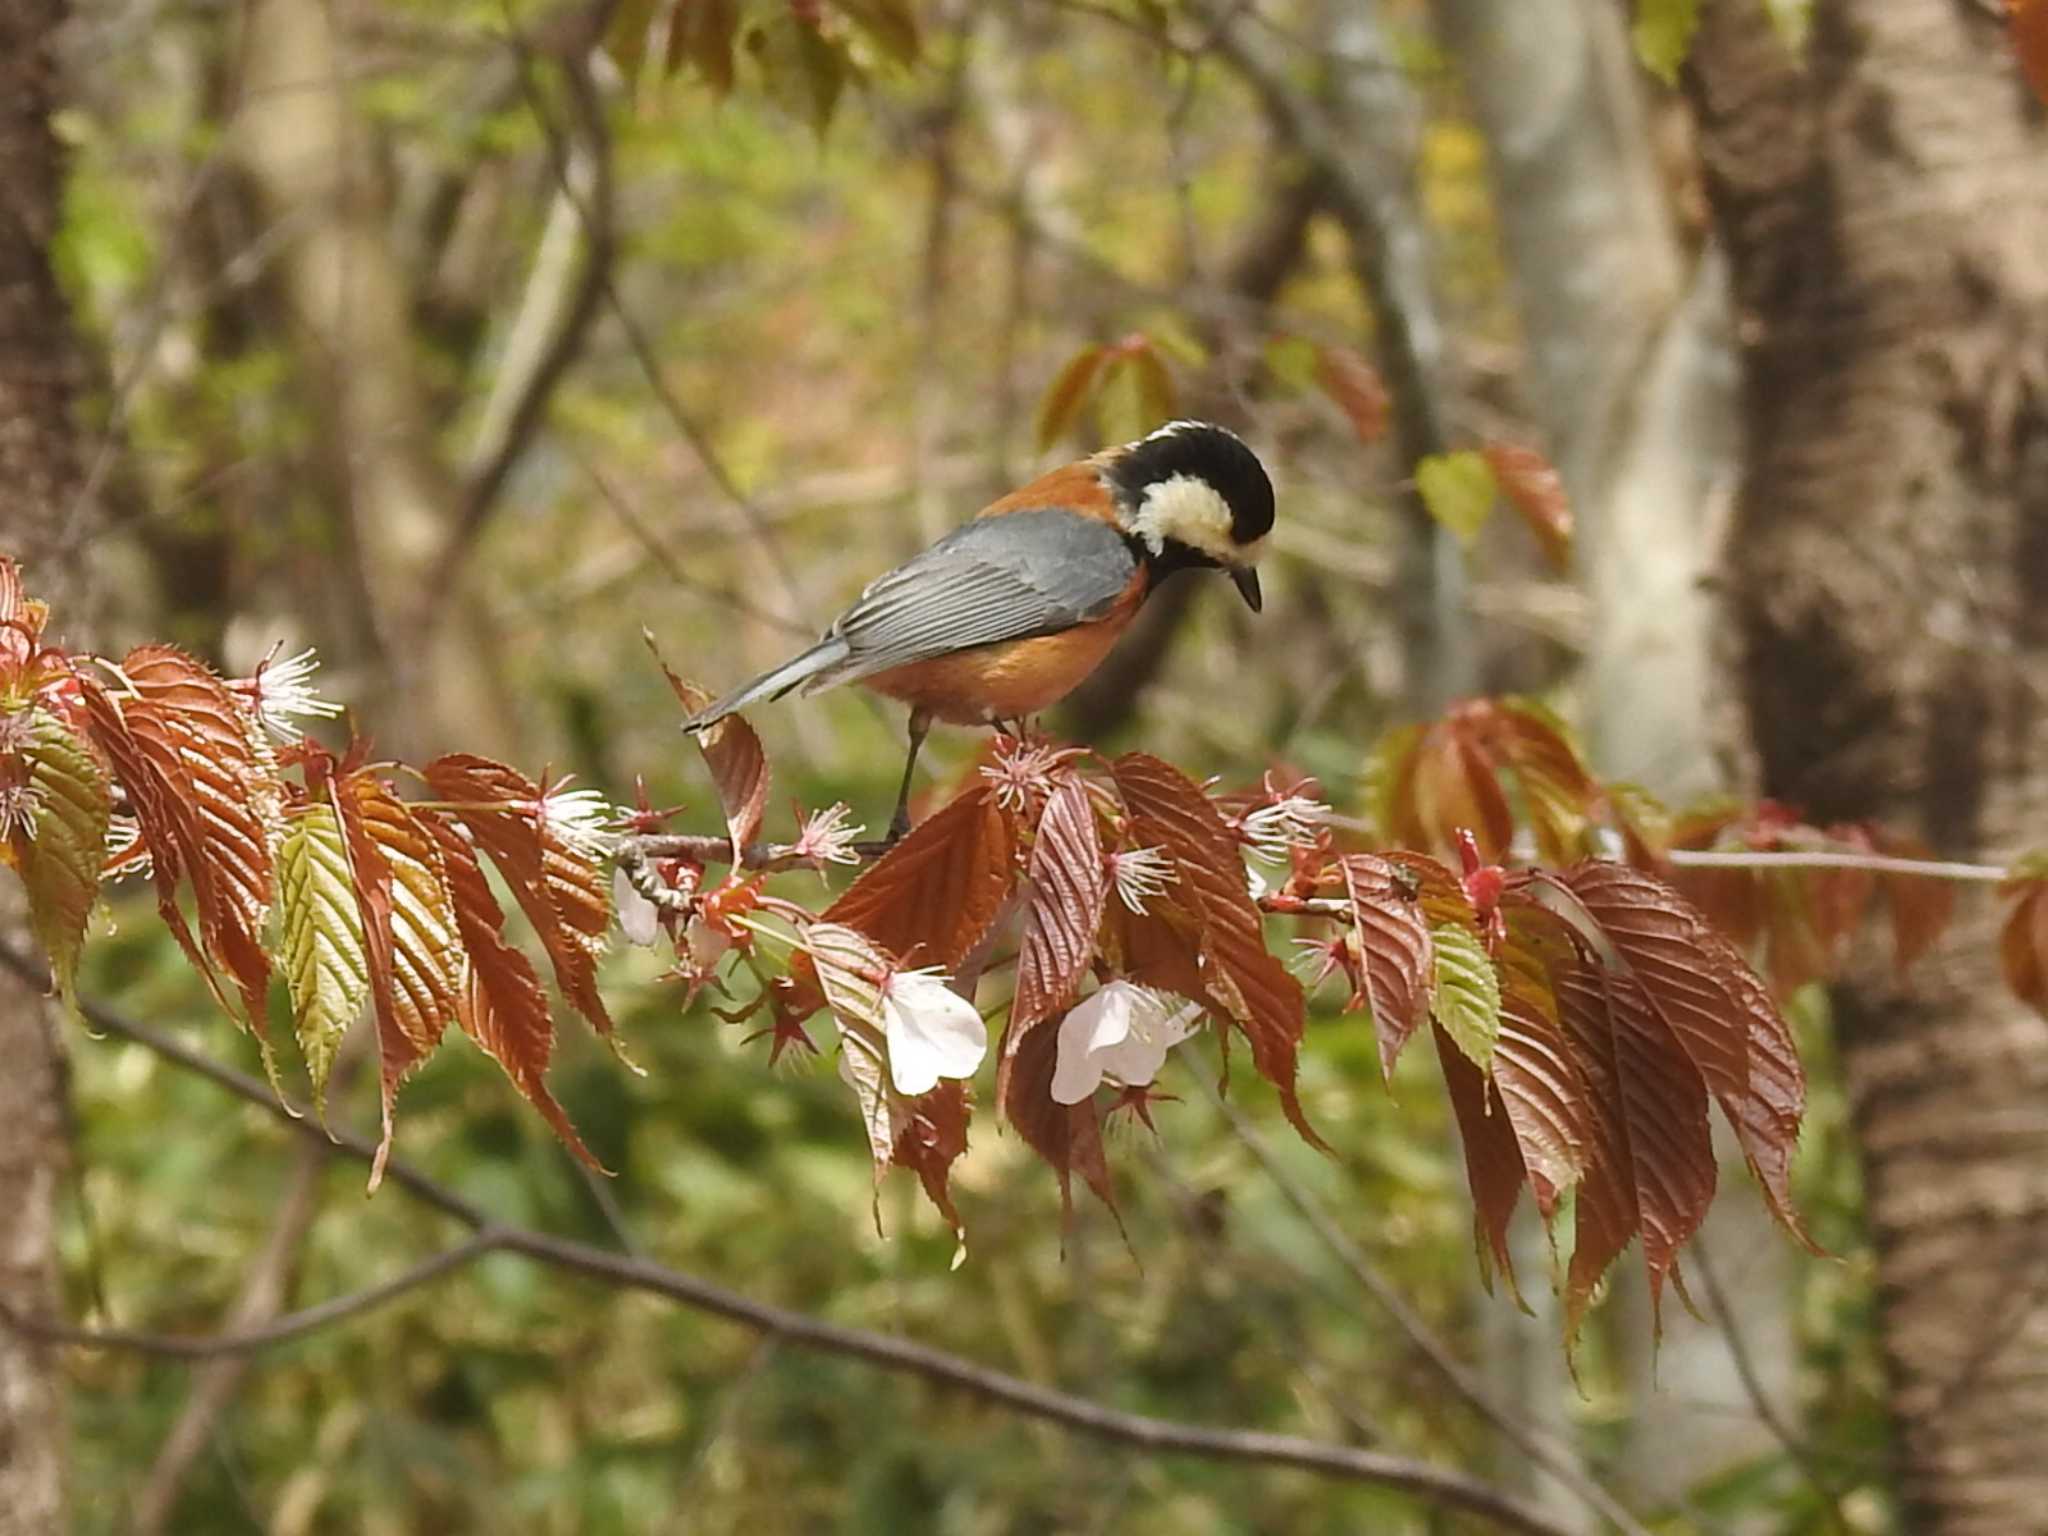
[{"left": 810, "top": 509, "right": 1139, "bottom": 687}]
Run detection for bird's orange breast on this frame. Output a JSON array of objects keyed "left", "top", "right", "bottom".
[{"left": 859, "top": 577, "right": 1147, "bottom": 725}]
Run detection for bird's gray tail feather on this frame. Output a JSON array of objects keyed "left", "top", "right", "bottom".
[{"left": 685, "top": 637, "right": 850, "bottom": 732}]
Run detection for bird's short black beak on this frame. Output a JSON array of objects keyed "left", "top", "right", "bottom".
[{"left": 1230, "top": 566, "right": 1263, "bottom": 613}]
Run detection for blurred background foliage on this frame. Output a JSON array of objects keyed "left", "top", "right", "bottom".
[{"left": 45, "top": 0, "right": 1891, "bottom": 1530}]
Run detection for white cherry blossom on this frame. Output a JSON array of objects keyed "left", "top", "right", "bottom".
[
  {"left": 881, "top": 968, "right": 988, "bottom": 1097},
  {"left": 1051, "top": 981, "right": 1202, "bottom": 1104}
]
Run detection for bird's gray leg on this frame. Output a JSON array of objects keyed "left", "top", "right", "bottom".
[{"left": 888, "top": 708, "right": 932, "bottom": 843}]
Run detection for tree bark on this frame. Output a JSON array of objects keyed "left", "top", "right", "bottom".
[
  {"left": 1688, "top": 3, "right": 2048, "bottom": 1531},
  {"left": 0, "top": 0, "right": 84, "bottom": 1530}
]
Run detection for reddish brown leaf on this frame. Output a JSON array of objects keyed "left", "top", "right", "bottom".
[
  {"left": 1312, "top": 342, "right": 1390, "bottom": 444},
  {"left": 2013, "top": 0, "right": 2048, "bottom": 106},
  {"left": 1434, "top": 1020, "right": 1527, "bottom": 1302},
  {"left": 1486, "top": 700, "right": 1598, "bottom": 865},
  {"left": 824, "top": 783, "right": 1017, "bottom": 971},
  {"left": 423, "top": 754, "right": 617, "bottom": 1043},
  {"left": 1414, "top": 720, "right": 1516, "bottom": 863},
  {"left": 891, "top": 1080, "right": 971, "bottom": 1245},
  {"left": 76, "top": 675, "right": 241, "bottom": 1024},
  {"left": 1493, "top": 944, "right": 1590, "bottom": 1219},
  {"left": 2001, "top": 878, "right": 2048, "bottom": 1016},
  {"left": 1550, "top": 962, "right": 1641, "bottom": 1336},
  {"left": 1009, "top": 775, "right": 1109, "bottom": 1071},
  {"left": 1566, "top": 860, "right": 1813, "bottom": 1250},
  {"left": 647, "top": 637, "right": 770, "bottom": 852},
  {"left": 1602, "top": 968, "right": 1716, "bottom": 1324},
  {"left": 422, "top": 814, "right": 602, "bottom": 1171},
  {"left": 1034, "top": 345, "right": 1107, "bottom": 451},
  {"left": 1102, "top": 889, "right": 1211, "bottom": 1005},
  {"left": 1482, "top": 440, "right": 1572, "bottom": 573},
  {"left": 1872, "top": 830, "right": 1956, "bottom": 976},
  {"left": 337, "top": 774, "right": 463, "bottom": 1185},
  {"left": 1112, "top": 753, "right": 1323, "bottom": 1151},
  {"left": 120, "top": 647, "right": 281, "bottom": 1026},
  {"left": 998, "top": 1003, "right": 1118, "bottom": 1224},
  {"left": 1339, "top": 853, "right": 1434, "bottom": 1079}
]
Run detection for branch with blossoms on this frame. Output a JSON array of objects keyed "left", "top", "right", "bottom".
[{"left": 15, "top": 556, "right": 2048, "bottom": 1340}]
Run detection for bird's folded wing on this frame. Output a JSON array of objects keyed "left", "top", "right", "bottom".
[{"left": 819, "top": 508, "right": 1139, "bottom": 683}]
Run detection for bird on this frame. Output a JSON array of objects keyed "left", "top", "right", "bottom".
[{"left": 685, "top": 420, "right": 1275, "bottom": 838}]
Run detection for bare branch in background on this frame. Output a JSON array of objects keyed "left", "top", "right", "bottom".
[
  {"left": 1198, "top": 0, "right": 1473, "bottom": 715},
  {"left": 0, "top": 944, "right": 1580, "bottom": 1536},
  {"left": 432, "top": 41, "right": 616, "bottom": 597}
]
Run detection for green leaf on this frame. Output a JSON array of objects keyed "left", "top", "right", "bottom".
[
  {"left": 15, "top": 707, "right": 110, "bottom": 1007},
  {"left": 1430, "top": 919, "right": 1501, "bottom": 1072},
  {"left": 1415, "top": 451, "right": 1498, "bottom": 549},
  {"left": 278, "top": 804, "right": 370, "bottom": 1110},
  {"left": 1631, "top": 0, "right": 1701, "bottom": 85}
]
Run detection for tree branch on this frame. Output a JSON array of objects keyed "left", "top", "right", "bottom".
[
  {"left": 0, "top": 943, "right": 1574, "bottom": 1536},
  {"left": 0, "top": 1234, "right": 502, "bottom": 1360}
]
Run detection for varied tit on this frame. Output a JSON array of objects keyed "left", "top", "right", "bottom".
[{"left": 686, "top": 419, "right": 1275, "bottom": 837}]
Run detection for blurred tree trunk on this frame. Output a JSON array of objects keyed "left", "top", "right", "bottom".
[
  {"left": 1688, "top": 3, "right": 2048, "bottom": 1530},
  {"left": 0, "top": 0, "right": 82, "bottom": 1530},
  {"left": 1435, "top": 0, "right": 1732, "bottom": 798},
  {"left": 232, "top": 0, "right": 515, "bottom": 759}
]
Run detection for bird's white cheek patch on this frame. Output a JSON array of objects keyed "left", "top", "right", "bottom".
[{"left": 1129, "top": 474, "right": 1240, "bottom": 562}]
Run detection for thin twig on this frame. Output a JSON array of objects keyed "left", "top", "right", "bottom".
[
  {"left": 1, "top": 944, "right": 1575, "bottom": 1536},
  {"left": 0, "top": 1234, "right": 503, "bottom": 1359},
  {"left": 1692, "top": 1241, "right": 1851, "bottom": 1532},
  {"left": 430, "top": 26, "right": 616, "bottom": 602},
  {"left": 1667, "top": 849, "right": 2009, "bottom": 883}
]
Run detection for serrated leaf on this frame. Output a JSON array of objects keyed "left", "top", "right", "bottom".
[
  {"left": 77, "top": 675, "right": 243, "bottom": 1029},
  {"left": 648, "top": 638, "right": 770, "bottom": 854},
  {"left": 14, "top": 707, "right": 110, "bottom": 1005},
  {"left": 1009, "top": 775, "right": 1109, "bottom": 1078},
  {"left": 1113, "top": 753, "right": 1323, "bottom": 1151},
  {"left": 423, "top": 814, "right": 601, "bottom": 1171},
  {"left": 423, "top": 754, "right": 617, "bottom": 1045},
  {"left": 1434, "top": 1019, "right": 1526, "bottom": 1304},
  {"left": 1429, "top": 919, "right": 1500, "bottom": 1072},
  {"left": 824, "top": 783, "right": 1016, "bottom": 970},
  {"left": 1493, "top": 941, "right": 1589, "bottom": 1218},
  {"left": 1603, "top": 967, "right": 1715, "bottom": 1325},
  {"left": 999, "top": 998, "right": 1118, "bottom": 1227},
  {"left": 1565, "top": 860, "right": 1814, "bottom": 1250},
  {"left": 892, "top": 1080, "right": 970, "bottom": 1248},
  {"left": 1551, "top": 961, "right": 1640, "bottom": 1339},
  {"left": 1339, "top": 853, "right": 1434, "bottom": 1078},
  {"left": 1313, "top": 343, "right": 1390, "bottom": 444},
  {"left": 1483, "top": 440, "right": 1572, "bottom": 572},
  {"left": 1632, "top": 0, "right": 1700, "bottom": 85},
  {"left": 338, "top": 774, "right": 463, "bottom": 1186},
  {"left": 277, "top": 804, "right": 369, "bottom": 1108},
  {"left": 1415, "top": 450, "right": 1497, "bottom": 549},
  {"left": 118, "top": 646, "right": 282, "bottom": 1033},
  {"left": 1034, "top": 346, "right": 1106, "bottom": 452}
]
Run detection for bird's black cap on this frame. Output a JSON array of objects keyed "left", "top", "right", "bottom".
[{"left": 1106, "top": 422, "right": 1275, "bottom": 548}]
